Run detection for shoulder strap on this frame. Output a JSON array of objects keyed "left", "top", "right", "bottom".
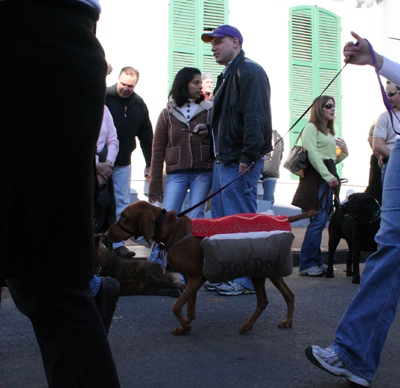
[{"left": 294, "top": 126, "right": 306, "bottom": 145}]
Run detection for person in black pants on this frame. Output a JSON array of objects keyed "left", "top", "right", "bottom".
[{"left": 0, "top": 1, "right": 120, "bottom": 387}]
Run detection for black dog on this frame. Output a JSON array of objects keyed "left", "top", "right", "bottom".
[{"left": 327, "top": 192, "right": 381, "bottom": 284}]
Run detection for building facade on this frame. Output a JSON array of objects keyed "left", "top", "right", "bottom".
[{"left": 96, "top": 0, "right": 400, "bottom": 211}]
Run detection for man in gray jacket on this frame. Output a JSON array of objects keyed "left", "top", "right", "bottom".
[{"left": 262, "top": 130, "right": 284, "bottom": 211}]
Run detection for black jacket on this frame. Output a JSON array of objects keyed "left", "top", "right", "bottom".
[
  {"left": 106, "top": 85, "right": 153, "bottom": 166},
  {"left": 211, "top": 50, "right": 272, "bottom": 165}
]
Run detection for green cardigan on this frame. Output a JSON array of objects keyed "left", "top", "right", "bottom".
[{"left": 302, "top": 123, "right": 347, "bottom": 182}]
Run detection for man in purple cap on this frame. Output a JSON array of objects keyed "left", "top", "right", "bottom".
[{"left": 198, "top": 25, "right": 273, "bottom": 296}]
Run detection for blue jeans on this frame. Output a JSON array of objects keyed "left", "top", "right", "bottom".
[
  {"left": 211, "top": 159, "right": 264, "bottom": 218},
  {"left": 330, "top": 139, "right": 400, "bottom": 382},
  {"left": 90, "top": 275, "right": 102, "bottom": 295},
  {"left": 112, "top": 165, "right": 132, "bottom": 249},
  {"left": 163, "top": 169, "right": 213, "bottom": 219},
  {"left": 381, "top": 161, "right": 388, "bottom": 187},
  {"left": 211, "top": 159, "right": 264, "bottom": 290},
  {"left": 299, "top": 180, "right": 332, "bottom": 271},
  {"left": 262, "top": 177, "right": 278, "bottom": 207}
]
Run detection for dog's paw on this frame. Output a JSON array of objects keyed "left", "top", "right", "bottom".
[
  {"left": 352, "top": 275, "right": 360, "bottom": 284},
  {"left": 171, "top": 326, "right": 192, "bottom": 335},
  {"left": 325, "top": 269, "right": 334, "bottom": 278},
  {"left": 238, "top": 323, "right": 253, "bottom": 334},
  {"left": 277, "top": 319, "right": 293, "bottom": 328}
]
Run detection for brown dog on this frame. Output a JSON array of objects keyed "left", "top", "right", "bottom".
[{"left": 105, "top": 201, "right": 317, "bottom": 335}]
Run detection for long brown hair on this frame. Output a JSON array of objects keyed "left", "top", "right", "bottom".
[{"left": 308, "top": 95, "right": 335, "bottom": 136}]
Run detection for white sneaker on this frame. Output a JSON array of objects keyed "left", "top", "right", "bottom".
[
  {"left": 215, "top": 281, "right": 255, "bottom": 296},
  {"left": 204, "top": 282, "right": 222, "bottom": 292},
  {"left": 319, "top": 264, "right": 328, "bottom": 273},
  {"left": 299, "top": 266, "right": 324, "bottom": 277},
  {"left": 305, "top": 345, "right": 371, "bottom": 387}
]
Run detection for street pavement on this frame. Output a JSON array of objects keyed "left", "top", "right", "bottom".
[{"left": 1, "top": 229, "right": 399, "bottom": 388}]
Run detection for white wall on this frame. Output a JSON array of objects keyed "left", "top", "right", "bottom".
[
  {"left": 96, "top": 0, "right": 399, "bottom": 205},
  {"left": 96, "top": 0, "right": 169, "bottom": 198}
]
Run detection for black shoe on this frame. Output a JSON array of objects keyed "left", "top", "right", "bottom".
[{"left": 95, "top": 277, "right": 120, "bottom": 334}]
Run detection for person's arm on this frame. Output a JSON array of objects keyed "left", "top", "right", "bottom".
[
  {"left": 373, "top": 137, "right": 391, "bottom": 160},
  {"left": 148, "top": 109, "right": 168, "bottom": 203},
  {"left": 136, "top": 104, "right": 153, "bottom": 170},
  {"left": 239, "top": 64, "right": 273, "bottom": 168},
  {"left": 103, "top": 106, "right": 119, "bottom": 165},
  {"left": 343, "top": 31, "right": 383, "bottom": 69},
  {"left": 344, "top": 31, "right": 400, "bottom": 86}
]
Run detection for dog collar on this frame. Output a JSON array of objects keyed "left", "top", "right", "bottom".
[
  {"left": 369, "top": 200, "right": 381, "bottom": 224},
  {"left": 154, "top": 208, "right": 167, "bottom": 236}
]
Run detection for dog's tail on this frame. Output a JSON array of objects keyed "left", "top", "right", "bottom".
[{"left": 287, "top": 210, "right": 318, "bottom": 224}]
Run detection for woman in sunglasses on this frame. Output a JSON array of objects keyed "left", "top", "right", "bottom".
[{"left": 293, "top": 95, "right": 348, "bottom": 277}]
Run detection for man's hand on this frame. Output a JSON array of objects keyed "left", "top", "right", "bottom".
[
  {"left": 97, "top": 175, "right": 107, "bottom": 186},
  {"left": 192, "top": 123, "right": 208, "bottom": 138},
  {"left": 148, "top": 195, "right": 161, "bottom": 204},
  {"left": 239, "top": 162, "right": 251, "bottom": 174},
  {"left": 96, "top": 161, "right": 113, "bottom": 180},
  {"left": 343, "top": 31, "right": 383, "bottom": 69}
]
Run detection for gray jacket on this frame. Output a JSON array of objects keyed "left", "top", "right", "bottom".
[{"left": 262, "top": 130, "right": 284, "bottom": 179}]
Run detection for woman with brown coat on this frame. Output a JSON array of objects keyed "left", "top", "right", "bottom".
[{"left": 149, "top": 67, "right": 213, "bottom": 219}]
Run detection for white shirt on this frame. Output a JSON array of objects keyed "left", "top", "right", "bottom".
[
  {"left": 373, "top": 110, "right": 398, "bottom": 150},
  {"left": 178, "top": 100, "right": 199, "bottom": 123},
  {"left": 380, "top": 56, "right": 400, "bottom": 139}
]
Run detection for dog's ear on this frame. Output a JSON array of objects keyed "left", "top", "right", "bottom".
[{"left": 139, "top": 211, "right": 156, "bottom": 244}]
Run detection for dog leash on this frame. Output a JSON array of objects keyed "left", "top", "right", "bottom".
[
  {"left": 177, "top": 59, "right": 351, "bottom": 218},
  {"left": 367, "top": 40, "right": 400, "bottom": 134}
]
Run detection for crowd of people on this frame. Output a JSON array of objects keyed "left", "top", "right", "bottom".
[{"left": 1, "top": 0, "right": 399, "bottom": 386}]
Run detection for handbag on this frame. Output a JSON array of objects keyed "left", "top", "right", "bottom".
[{"left": 283, "top": 127, "right": 308, "bottom": 178}]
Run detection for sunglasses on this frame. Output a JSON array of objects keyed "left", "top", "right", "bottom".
[
  {"left": 323, "top": 103, "right": 335, "bottom": 109},
  {"left": 386, "top": 91, "right": 400, "bottom": 97}
]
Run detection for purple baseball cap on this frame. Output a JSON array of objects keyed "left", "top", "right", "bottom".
[{"left": 201, "top": 25, "right": 243, "bottom": 43}]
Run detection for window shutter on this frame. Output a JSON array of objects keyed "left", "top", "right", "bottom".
[
  {"left": 290, "top": 7, "right": 314, "bottom": 139},
  {"left": 289, "top": 6, "right": 342, "bottom": 177},
  {"left": 169, "top": 0, "right": 197, "bottom": 83},
  {"left": 169, "top": 0, "right": 228, "bottom": 88},
  {"left": 201, "top": 0, "right": 227, "bottom": 83}
]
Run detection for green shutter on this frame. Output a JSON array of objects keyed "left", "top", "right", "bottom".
[
  {"left": 289, "top": 6, "right": 342, "bottom": 178},
  {"left": 290, "top": 7, "right": 313, "bottom": 136},
  {"left": 201, "top": 0, "right": 228, "bottom": 83},
  {"left": 169, "top": 0, "right": 197, "bottom": 83},
  {"left": 169, "top": 0, "right": 228, "bottom": 89}
]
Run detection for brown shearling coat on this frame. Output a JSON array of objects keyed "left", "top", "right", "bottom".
[{"left": 149, "top": 100, "right": 214, "bottom": 200}]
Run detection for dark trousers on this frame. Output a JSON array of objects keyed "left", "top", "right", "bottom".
[{"left": 0, "top": 2, "right": 120, "bottom": 386}]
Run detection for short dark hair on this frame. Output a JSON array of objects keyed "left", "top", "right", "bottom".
[
  {"left": 309, "top": 95, "right": 336, "bottom": 136},
  {"left": 119, "top": 67, "right": 139, "bottom": 84},
  {"left": 169, "top": 67, "right": 204, "bottom": 107}
]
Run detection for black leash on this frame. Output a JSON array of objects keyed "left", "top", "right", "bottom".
[{"left": 177, "top": 61, "right": 350, "bottom": 218}]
